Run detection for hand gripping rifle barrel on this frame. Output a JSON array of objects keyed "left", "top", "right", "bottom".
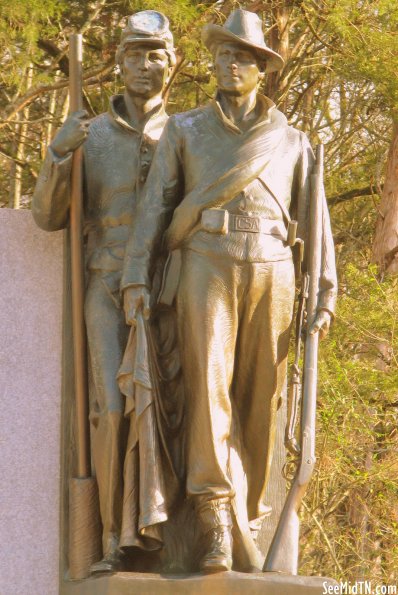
[
  {"left": 68, "top": 33, "right": 101, "bottom": 580},
  {"left": 263, "top": 145, "right": 324, "bottom": 574}
]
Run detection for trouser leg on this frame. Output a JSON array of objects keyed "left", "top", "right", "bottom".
[
  {"left": 176, "top": 249, "right": 295, "bottom": 571},
  {"left": 177, "top": 250, "right": 246, "bottom": 503},
  {"left": 233, "top": 258, "right": 295, "bottom": 522},
  {"left": 85, "top": 273, "right": 129, "bottom": 554}
]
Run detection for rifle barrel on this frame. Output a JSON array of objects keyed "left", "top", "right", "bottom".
[
  {"left": 299, "top": 144, "right": 324, "bottom": 474},
  {"left": 69, "top": 34, "right": 90, "bottom": 479}
]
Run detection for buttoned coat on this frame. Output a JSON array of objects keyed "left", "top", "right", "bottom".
[{"left": 32, "top": 96, "right": 177, "bottom": 556}]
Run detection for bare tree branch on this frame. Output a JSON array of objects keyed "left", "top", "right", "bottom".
[{"left": 329, "top": 186, "right": 381, "bottom": 206}]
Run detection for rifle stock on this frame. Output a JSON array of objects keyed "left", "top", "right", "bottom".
[{"left": 263, "top": 145, "right": 324, "bottom": 574}]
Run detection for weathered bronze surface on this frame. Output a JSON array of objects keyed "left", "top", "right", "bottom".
[
  {"left": 122, "top": 8, "right": 337, "bottom": 575},
  {"left": 32, "top": 7, "right": 337, "bottom": 585},
  {"left": 32, "top": 10, "right": 179, "bottom": 575}
]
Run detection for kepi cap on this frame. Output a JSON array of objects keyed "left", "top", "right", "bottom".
[{"left": 118, "top": 10, "right": 175, "bottom": 61}]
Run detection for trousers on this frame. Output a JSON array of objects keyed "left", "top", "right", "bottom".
[
  {"left": 176, "top": 248, "right": 295, "bottom": 523},
  {"left": 85, "top": 271, "right": 129, "bottom": 554}
]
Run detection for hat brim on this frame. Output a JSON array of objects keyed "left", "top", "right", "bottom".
[{"left": 202, "top": 25, "right": 284, "bottom": 74}]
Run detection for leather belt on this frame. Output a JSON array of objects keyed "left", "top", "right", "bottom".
[{"left": 201, "top": 208, "right": 287, "bottom": 240}]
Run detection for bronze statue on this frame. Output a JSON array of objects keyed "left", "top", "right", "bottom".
[
  {"left": 122, "top": 9, "right": 337, "bottom": 574},
  {"left": 32, "top": 10, "right": 176, "bottom": 574}
]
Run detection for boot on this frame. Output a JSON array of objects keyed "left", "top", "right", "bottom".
[
  {"left": 201, "top": 526, "right": 233, "bottom": 573},
  {"left": 197, "top": 498, "right": 233, "bottom": 573},
  {"left": 90, "top": 549, "right": 124, "bottom": 574},
  {"left": 90, "top": 533, "right": 124, "bottom": 574}
]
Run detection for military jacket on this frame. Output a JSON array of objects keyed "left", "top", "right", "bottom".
[
  {"left": 32, "top": 95, "right": 168, "bottom": 273},
  {"left": 122, "top": 95, "right": 337, "bottom": 315}
]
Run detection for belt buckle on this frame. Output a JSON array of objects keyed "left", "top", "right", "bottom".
[{"left": 235, "top": 215, "right": 260, "bottom": 232}]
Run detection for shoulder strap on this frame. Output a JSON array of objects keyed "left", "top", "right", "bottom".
[{"left": 257, "top": 172, "right": 291, "bottom": 226}]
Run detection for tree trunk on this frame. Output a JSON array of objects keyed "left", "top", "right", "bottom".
[
  {"left": 8, "top": 65, "right": 33, "bottom": 209},
  {"left": 372, "top": 121, "right": 398, "bottom": 274},
  {"left": 264, "top": 3, "right": 290, "bottom": 106},
  {"left": 301, "top": 80, "right": 315, "bottom": 134},
  {"left": 45, "top": 82, "right": 59, "bottom": 147},
  {"left": 8, "top": 115, "right": 24, "bottom": 209}
]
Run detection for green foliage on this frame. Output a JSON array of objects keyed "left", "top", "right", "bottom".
[
  {"left": 324, "top": 0, "right": 398, "bottom": 110},
  {"left": 128, "top": 0, "right": 200, "bottom": 27},
  {"left": 0, "top": 0, "right": 65, "bottom": 85},
  {"left": 301, "top": 238, "right": 398, "bottom": 578},
  {"left": 0, "top": 0, "right": 64, "bottom": 41}
]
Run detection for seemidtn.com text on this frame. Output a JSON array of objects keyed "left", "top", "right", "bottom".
[{"left": 323, "top": 582, "right": 397, "bottom": 595}]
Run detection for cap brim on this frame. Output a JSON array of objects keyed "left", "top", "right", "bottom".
[
  {"left": 120, "top": 35, "right": 169, "bottom": 49},
  {"left": 202, "top": 24, "right": 284, "bottom": 74}
]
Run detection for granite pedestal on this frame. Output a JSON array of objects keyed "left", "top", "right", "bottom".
[
  {"left": 0, "top": 209, "right": 64, "bottom": 595},
  {"left": 61, "top": 571, "right": 336, "bottom": 595}
]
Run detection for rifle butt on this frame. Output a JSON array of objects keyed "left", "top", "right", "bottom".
[
  {"left": 263, "top": 488, "right": 300, "bottom": 573},
  {"left": 263, "top": 482, "right": 305, "bottom": 573},
  {"left": 69, "top": 477, "right": 101, "bottom": 579}
]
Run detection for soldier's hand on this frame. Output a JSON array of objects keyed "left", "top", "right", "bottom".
[
  {"left": 309, "top": 309, "right": 332, "bottom": 341},
  {"left": 123, "top": 286, "right": 151, "bottom": 325},
  {"left": 50, "top": 110, "right": 90, "bottom": 157}
]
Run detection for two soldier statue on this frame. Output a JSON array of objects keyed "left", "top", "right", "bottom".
[{"left": 32, "top": 8, "right": 337, "bottom": 577}]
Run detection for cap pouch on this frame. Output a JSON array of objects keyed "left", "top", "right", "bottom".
[{"left": 201, "top": 209, "right": 229, "bottom": 234}]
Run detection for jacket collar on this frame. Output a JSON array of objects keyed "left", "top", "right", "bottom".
[
  {"left": 109, "top": 94, "right": 168, "bottom": 139},
  {"left": 211, "top": 93, "right": 284, "bottom": 134}
]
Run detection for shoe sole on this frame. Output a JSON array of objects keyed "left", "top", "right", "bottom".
[{"left": 201, "top": 559, "right": 232, "bottom": 574}]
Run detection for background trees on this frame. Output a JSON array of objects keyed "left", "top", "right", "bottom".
[{"left": 1, "top": 0, "right": 397, "bottom": 582}]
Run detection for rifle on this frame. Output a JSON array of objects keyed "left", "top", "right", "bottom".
[
  {"left": 263, "top": 144, "right": 324, "bottom": 574},
  {"left": 285, "top": 250, "right": 307, "bottom": 457},
  {"left": 68, "top": 33, "right": 101, "bottom": 580}
]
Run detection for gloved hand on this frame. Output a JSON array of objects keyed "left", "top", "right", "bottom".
[{"left": 50, "top": 110, "right": 90, "bottom": 157}]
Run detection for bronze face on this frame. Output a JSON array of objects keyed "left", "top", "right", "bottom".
[
  {"left": 215, "top": 42, "right": 261, "bottom": 97},
  {"left": 121, "top": 43, "right": 169, "bottom": 99}
]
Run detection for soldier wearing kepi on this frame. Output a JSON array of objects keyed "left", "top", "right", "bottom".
[
  {"left": 122, "top": 9, "right": 337, "bottom": 573},
  {"left": 32, "top": 11, "right": 175, "bottom": 573}
]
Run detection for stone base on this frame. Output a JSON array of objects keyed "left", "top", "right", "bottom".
[
  {"left": 0, "top": 209, "right": 64, "bottom": 595},
  {"left": 61, "top": 571, "right": 337, "bottom": 595}
]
